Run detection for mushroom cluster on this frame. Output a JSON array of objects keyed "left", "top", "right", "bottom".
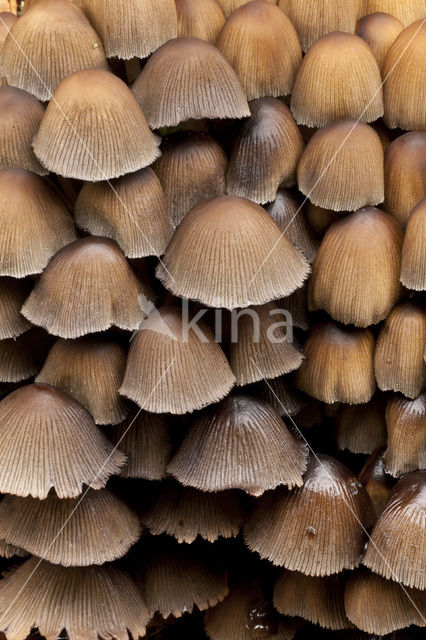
[{"left": 0, "top": 1, "right": 425, "bottom": 639}]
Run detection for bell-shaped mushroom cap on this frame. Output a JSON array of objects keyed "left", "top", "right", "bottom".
[
  {"left": 0, "top": 168, "right": 77, "bottom": 278},
  {"left": 374, "top": 301, "right": 426, "bottom": 398},
  {"left": 21, "top": 237, "right": 153, "bottom": 339},
  {"left": 278, "top": 0, "right": 359, "bottom": 52},
  {"left": 0, "top": 488, "right": 140, "bottom": 567},
  {"left": 108, "top": 410, "right": 172, "bottom": 480},
  {"left": 401, "top": 198, "right": 426, "bottom": 291},
  {"left": 295, "top": 321, "right": 376, "bottom": 404},
  {"left": 176, "top": 0, "right": 225, "bottom": 43},
  {"left": 383, "top": 20, "right": 426, "bottom": 131},
  {"left": 74, "top": 169, "right": 172, "bottom": 259},
  {"left": 336, "top": 394, "right": 387, "bottom": 455},
  {"left": 0, "top": 12, "right": 17, "bottom": 52},
  {"left": 0, "top": 277, "right": 31, "bottom": 339},
  {"left": 273, "top": 570, "right": 351, "bottom": 630},
  {"left": 227, "top": 99, "right": 304, "bottom": 204},
  {"left": 229, "top": 302, "right": 304, "bottom": 386},
  {"left": 33, "top": 69, "right": 160, "bottom": 181},
  {"left": 268, "top": 190, "right": 318, "bottom": 263},
  {"left": 291, "top": 32, "right": 383, "bottom": 127},
  {"left": 362, "top": 0, "right": 426, "bottom": 26},
  {"left": 218, "top": 0, "right": 277, "bottom": 17},
  {"left": 36, "top": 336, "right": 129, "bottom": 425},
  {"left": 356, "top": 12, "right": 404, "bottom": 70},
  {"left": 216, "top": 1, "right": 301, "bottom": 100},
  {"left": 167, "top": 395, "right": 308, "bottom": 495},
  {"left": 363, "top": 471, "right": 426, "bottom": 589},
  {"left": 156, "top": 195, "right": 310, "bottom": 309},
  {"left": 132, "top": 37, "right": 250, "bottom": 129},
  {"left": 0, "top": 540, "right": 27, "bottom": 559},
  {"left": 297, "top": 120, "right": 384, "bottom": 212},
  {"left": 344, "top": 569, "right": 426, "bottom": 635},
  {"left": 134, "top": 538, "right": 229, "bottom": 619},
  {"left": 359, "top": 449, "right": 394, "bottom": 518},
  {"left": 383, "top": 392, "right": 426, "bottom": 477},
  {"left": 0, "top": 86, "right": 46, "bottom": 174},
  {"left": 120, "top": 306, "right": 235, "bottom": 414},
  {"left": 384, "top": 133, "right": 426, "bottom": 229},
  {"left": 0, "top": 558, "right": 149, "bottom": 640},
  {"left": 244, "top": 453, "right": 374, "bottom": 574},
  {"left": 280, "top": 284, "right": 309, "bottom": 331},
  {"left": 248, "top": 376, "right": 306, "bottom": 417},
  {"left": 141, "top": 480, "right": 245, "bottom": 543},
  {"left": 77, "top": 0, "right": 177, "bottom": 60},
  {"left": 0, "top": 0, "right": 108, "bottom": 102},
  {"left": 0, "top": 328, "right": 52, "bottom": 383},
  {"left": 308, "top": 208, "right": 403, "bottom": 327},
  {"left": 0, "top": 383, "right": 125, "bottom": 498},
  {"left": 153, "top": 132, "right": 227, "bottom": 228}
]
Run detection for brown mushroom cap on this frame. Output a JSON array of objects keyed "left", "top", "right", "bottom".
[
  {"left": 383, "top": 392, "right": 426, "bottom": 477},
  {"left": 359, "top": 449, "right": 394, "bottom": 518},
  {"left": 131, "top": 37, "right": 250, "bottom": 128},
  {"left": 218, "top": 0, "right": 278, "bottom": 17},
  {"left": 22, "top": 237, "right": 153, "bottom": 339},
  {"left": 400, "top": 197, "right": 426, "bottom": 291},
  {"left": 216, "top": 1, "right": 301, "bottom": 100},
  {"left": 33, "top": 69, "right": 160, "bottom": 181},
  {"left": 244, "top": 453, "right": 374, "bottom": 574},
  {"left": 0, "top": 540, "right": 27, "bottom": 559},
  {"left": 362, "top": 0, "right": 426, "bottom": 26},
  {"left": 336, "top": 393, "right": 387, "bottom": 455},
  {"left": 0, "top": 327, "right": 52, "bottom": 383},
  {"left": 247, "top": 375, "right": 306, "bottom": 417},
  {"left": 291, "top": 32, "right": 383, "bottom": 127},
  {"left": 297, "top": 120, "right": 384, "bottom": 212},
  {"left": 0, "top": 12, "right": 17, "bottom": 52},
  {"left": 77, "top": 0, "right": 178, "bottom": 60},
  {"left": 0, "top": 558, "right": 149, "bottom": 640},
  {"left": 176, "top": 0, "right": 225, "bottom": 43},
  {"left": 156, "top": 195, "right": 310, "bottom": 309},
  {"left": 0, "top": 168, "right": 77, "bottom": 278},
  {"left": 227, "top": 99, "right": 305, "bottom": 204},
  {"left": 295, "top": 321, "right": 376, "bottom": 404},
  {"left": 0, "top": 277, "right": 32, "bottom": 339},
  {"left": 0, "top": 488, "right": 140, "bottom": 566},
  {"left": 0, "top": 0, "right": 108, "bottom": 101},
  {"left": 308, "top": 208, "right": 403, "bottom": 327},
  {"left": 356, "top": 12, "right": 404, "bottom": 70},
  {"left": 0, "top": 383, "right": 126, "bottom": 499},
  {"left": 167, "top": 394, "right": 308, "bottom": 495},
  {"left": 268, "top": 190, "right": 318, "bottom": 263}
]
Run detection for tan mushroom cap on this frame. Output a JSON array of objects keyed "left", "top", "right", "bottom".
[
  {"left": 132, "top": 37, "right": 250, "bottom": 129},
  {"left": 153, "top": 131, "right": 227, "bottom": 228},
  {"left": 385, "top": 132, "right": 426, "bottom": 228},
  {"left": 336, "top": 393, "right": 387, "bottom": 455},
  {"left": 279, "top": 284, "right": 309, "bottom": 331},
  {"left": 278, "top": 0, "right": 359, "bottom": 51},
  {"left": 33, "top": 69, "right": 160, "bottom": 181},
  {"left": 295, "top": 321, "right": 376, "bottom": 404},
  {"left": 358, "top": 449, "right": 394, "bottom": 518},
  {"left": 273, "top": 571, "right": 351, "bottom": 630},
  {"left": 356, "top": 12, "right": 404, "bottom": 70},
  {"left": 0, "top": 277, "right": 32, "bottom": 339},
  {"left": 0, "top": 558, "right": 149, "bottom": 640},
  {"left": 298, "top": 120, "right": 385, "bottom": 212},
  {"left": 156, "top": 195, "right": 310, "bottom": 309},
  {"left": 36, "top": 336, "right": 129, "bottom": 425},
  {"left": 0, "top": 488, "right": 140, "bottom": 567},
  {"left": 362, "top": 0, "right": 426, "bottom": 26},
  {"left": 0, "top": 540, "right": 27, "bottom": 559},
  {"left": 216, "top": 1, "right": 301, "bottom": 100},
  {"left": 77, "top": 0, "right": 177, "bottom": 60},
  {"left": 344, "top": 569, "right": 426, "bottom": 635},
  {"left": 0, "top": 383, "right": 126, "bottom": 499},
  {"left": 0, "top": 327, "right": 52, "bottom": 383},
  {"left": 268, "top": 190, "right": 318, "bottom": 263},
  {"left": 176, "top": 0, "right": 225, "bottom": 43},
  {"left": 0, "top": 0, "right": 108, "bottom": 102},
  {"left": 0, "top": 168, "right": 77, "bottom": 278},
  {"left": 401, "top": 197, "right": 426, "bottom": 291},
  {"left": 291, "top": 32, "right": 383, "bottom": 127},
  {"left": 384, "top": 392, "right": 426, "bottom": 477},
  {"left": 218, "top": 0, "right": 277, "bottom": 17},
  {"left": 0, "top": 12, "right": 17, "bottom": 52},
  {"left": 308, "top": 208, "right": 403, "bottom": 327},
  {"left": 247, "top": 376, "right": 306, "bottom": 417},
  {"left": 244, "top": 454, "right": 374, "bottom": 574},
  {"left": 167, "top": 394, "right": 308, "bottom": 495},
  {"left": 22, "top": 237, "right": 153, "bottom": 339},
  {"left": 227, "top": 99, "right": 304, "bottom": 204},
  {"left": 383, "top": 19, "right": 426, "bottom": 131}
]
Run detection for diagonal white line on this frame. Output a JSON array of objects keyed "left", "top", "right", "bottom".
[
  {"left": 249, "top": 357, "right": 426, "bottom": 623},
  {"left": 0, "top": 16, "right": 175, "bottom": 283},
  {"left": 250, "top": 18, "right": 426, "bottom": 286}
]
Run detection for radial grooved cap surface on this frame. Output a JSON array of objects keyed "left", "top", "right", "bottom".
[
  {"left": 0, "top": 328, "right": 52, "bottom": 383},
  {"left": 383, "top": 392, "right": 426, "bottom": 477},
  {"left": 33, "top": 69, "right": 160, "bottom": 181},
  {"left": 0, "top": 558, "right": 149, "bottom": 640},
  {"left": 156, "top": 195, "right": 310, "bottom": 309},
  {"left": 0, "top": 383, "right": 126, "bottom": 499},
  {"left": 401, "top": 198, "right": 426, "bottom": 291},
  {"left": 308, "top": 207, "right": 403, "bottom": 327},
  {"left": 218, "top": 0, "right": 277, "bottom": 17},
  {"left": 131, "top": 38, "right": 250, "bottom": 128},
  {"left": 356, "top": 12, "right": 404, "bottom": 70},
  {"left": 268, "top": 190, "right": 318, "bottom": 263},
  {"left": 244, "top": 454, "right": 374, "bottom": 575},
  {"left": 176, "top": 0, "right": 225, "bottom": 43},
  {"left": 362, "top": 0, "right": 426, "bottom": 26},
  {"left": 0, "top": 277, "right": 32, "bottom": 339},
  {"left": 335, "top": 393, "right": 387, "bottom": 454}
]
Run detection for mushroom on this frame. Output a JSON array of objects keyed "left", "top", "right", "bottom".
[
  {"left": 356, "top": 12, "right": 404, "bottom": 70},
  {"left": 0, "top": 540, "right": 27, "bottom": 559},
  {"left": 400, "top": 197, "right": 426, "bottom": 291},
  {"left": 176, "top": 0, "right": 225, "bottom": 43},
  {"left": 0, "top": 276, "right": 32, "bottom": 339},
  {"left": 268, "top": 190, "right": 319, "bottom": 263},
  {"left": 358, "top": 449, "right": 394, "bottom": 518},
  {"left": 335, "top": 393, "right": 387, "bottom": 455},
  {"left": 217, "top": 0, "right": 278, "bottom": 19},
  {"left": 383, "top": 391, "right": 426, "bottom": 477},
  {"left": 362, "top": 0, "right": 426, "bottom": 28},
  {"left": 246, "top": 375, "right": 306, "bottom": 417},
  {"left": 0, "top": 327, "right": 52, "bottom": 382}
]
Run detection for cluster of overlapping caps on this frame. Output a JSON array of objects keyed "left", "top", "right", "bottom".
[{"left": 0, "top": 0, "right": 425, "bottom": 639}]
